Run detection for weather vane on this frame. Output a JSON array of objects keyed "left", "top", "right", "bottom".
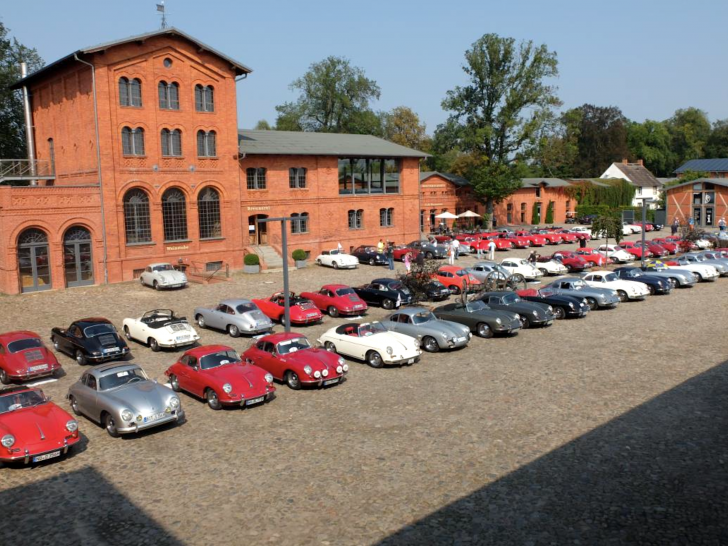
[{"left": 157, "top": 1, "right": 168, "bottom": 29}]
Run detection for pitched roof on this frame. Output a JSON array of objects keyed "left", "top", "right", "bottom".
[
  {"left": 609, "top": 162, "right": 661, "bottom": 188},
  {"left": 238, "top": 130, "right": 429, "bottom": 158},
  {"left": 11, "top": 27, "right": 252, "bottom": 89},
  {"left": 420, "top": 171, "right": 470, "bottom": 187},
  {"left": 521, "top": 177, "right": 572, "bottom": 188},
  {"left": 664, "top": 178, "right": 728, "bottom": 191},
  {"left": 674, "top": 158, "right": 728, "bottom": 174}
]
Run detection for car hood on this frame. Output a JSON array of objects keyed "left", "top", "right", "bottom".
[
  {"left": 0, "top": 403, "right": 72, "bottom": 445},
  {"left": 102, "top": 381, "right": 176, "bottom": 413},
  {"left": 157, "top": 270, "right": 187, "bottom": 282},
  {"left": 418, "top": 319, "right": 469, "bottom": 338},
  {"left": 203, "top": 363, "right": 268, "bottom": 389},
  {"left": 279, "top": 348, "right": 341, "bottom": 373}
]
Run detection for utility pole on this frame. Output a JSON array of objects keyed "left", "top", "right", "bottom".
[{"left": 257, "top": 217, "right": 292, "bottom": 332}]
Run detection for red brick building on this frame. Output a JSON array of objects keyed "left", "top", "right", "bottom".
[
  {"left": 419, "top": 172, "right": 481, "bottom": 231},
  {"left": 2, "top": 28, "right": 426, "bottom": 294},
  {"left": 665, "top": 178, "right": 728, "bottom": 228}
]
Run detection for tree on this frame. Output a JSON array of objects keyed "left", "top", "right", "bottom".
[
  {"left": 381, "top": 106, "right": 431, "bottom": 152},
  {"left": 0, "top": 21, "right": 44, "bottom": 159},
  {"left": 440, "top": 34, "right": 561, "bottom": 224},
  {"left": 626, "top": 119, "right": 673, "bottom": 176},
  {"left": 705, "top": 119, "right": 728, "bottom": 158},
  {"left": 274, "top": 56, "right": 381, "bottom": 134},
  {"left": 591, "top": 214, "right": 623, "bottom": 258},
  {"left": 254, "top": 120, "right": 272, "bottom": 130},
  {"left": 533, "top": 108, "right": 581, "bottom": 178},
  {"left": 667, "top": 107, "right": 710, "bottom": 167},
  {"left": 428, "top": 119, "right": 464, "bottom": 172},
  {"left": 568, "top": 104, "right": 629, "bottom": 177}
]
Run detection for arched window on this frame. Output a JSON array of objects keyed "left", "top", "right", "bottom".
[
  {"left": 195, "top": 84, "right": 214, "bottom": 112},
  {"left": 198, "top": 187, "right": 221, "bottom": 240},
  {"left": 379, "top": 207, "right": 394, "bottom": 227},
  {"left": 161, "top": 129, "right": 182, "bottom": 157},
  {"left": 291, "top": 212, "right": 309, "bottom": 234},
  {"left": 289, "top": 168, "right": 307, "bottom": 189},
  {"left": 18, "top": 228, "right": 51, "bottom": 292},
  {"left": 197, "top": 130, "right": 217, "bottom": 157},
  {"left": 158, "top": 81, "right": 180, "bottom": 110},
  {"left": 119, "top": 77, "right": 142, "bottom": 107},
  {"left": 121, "top": 127, "right": 145, "bottom": 156},
  {"left": 348, "top": 209, "right": 363, "bottom": 230},
  {"left": 123, "top": 189, "right": 152, "bottom": 244},
  {"left": 162, "top": 188, "right": 188, "bottom": 241}
]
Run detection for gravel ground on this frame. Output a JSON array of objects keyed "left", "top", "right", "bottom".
[{"left": 1, "top": 231, "right": 727, "bottom": 546}]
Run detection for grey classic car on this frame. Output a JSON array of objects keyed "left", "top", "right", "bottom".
[
  {"left": 67, "top": 363, "right": 184, "bottom": 437},
  {"left": 380, "top": 307, "right": 471, "bottom": 352},
  {"left": 467, "top": 261, "right": 511, "bottom": 283},
  {"left": 194, "top": 299, "right": 274, "bottom": 337},
  {"left": 639, "top": 262, "right": 697, "bottom": 288},
  {"left": 433, "top": 299, "right": 521, "bottom": 338},
  {"left": 685, "top": 252, "right": 728, "bottom": 276},
  {"left": 542, "top": 277, "right": 620, "bottom": 310},
  {"left": 406, "top": 240, "right": 447, "bottom": 259}
]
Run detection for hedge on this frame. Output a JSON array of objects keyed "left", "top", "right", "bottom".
[
  {"left": 244, "top": 253, "right": 260, "bottom": 266},
  {"left": 531, "top": 204, "right": 540, "bottom": 225},
  {"left": 544, "top": 201, "right": 554, "bottom": 224}
]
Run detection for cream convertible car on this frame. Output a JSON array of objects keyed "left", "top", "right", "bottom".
[{"left": 318, "top": 322, "right": 421, "bottom": 368}]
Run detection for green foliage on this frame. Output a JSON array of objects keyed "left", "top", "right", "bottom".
[
  {"left": 666, "top": 107, "right": 710, "bottom": 167},
  {"left": 274, "top": 56, "right": 381, "bottom": 134},
  {"left": 531, "top": 203, "right": 540, "bottom": 225},
  {"left": 705, "top": 119, "right": 728, "bottom": 158},
  {"left": 570, "top": 104, "right": 629, "bottom": 177},
  {"left": 381, "top": 106, "right": 431, "bottom": 152},
  {"left": 575, "top": 204, "right": 611, "bottom": 217},
  {"left": 626, "top": 119, "right": 673, "bottom": 176},
  {"left": 244, "top": 253, "right": 260, "bottom": 266},
  {"left": 565, "top": 178, "right": 635, "bottom": 209},
  {"left": 544, "top": 201, "right": 554, "bottom": 224},
  {"left": 397, "top": 259, "right": 443, "bottom": 304},
  {"left": 254, "top": 120, "right": 272, "bottom": 130},
  {"left": 673, "top": 170, "right": 710, "bottom": 185},
  {"left": 591, "top": 214, "right": 623, "bottom": 245},
  {"left": 291, "top": 249, "right": 307, "bottom": 261}
]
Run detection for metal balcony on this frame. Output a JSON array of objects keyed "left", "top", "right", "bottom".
[{"left": 0, "top": 159, "right": 55, "bottom": 183}]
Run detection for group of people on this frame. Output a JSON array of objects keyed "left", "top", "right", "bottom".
[
  {"left": 671, "top": 216, "right": 726, "bottom": 235},
  {"left": 374, "top": 239, "right": 420, "bottom": 273}
]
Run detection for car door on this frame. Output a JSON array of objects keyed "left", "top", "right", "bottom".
[
  {"left": 130, "top": 316, "right": 149, "bottom": 341},
  {"left": 65, "top": 324, "right": 84, "bottom": 355},
  {"left": 181, "top": 355, "right": 205, "bottom": 397},
  {"left": 395, "top": 314, "right": 418, "bottom": 338},
  {"left": 384, "top": 313, "right": 404, "bottom": 334},
  {"left": 75, "top": 373, "right": 99, "bottom": 421},
  {"left": 174, "top": 355, "right": 193, "bottom": 393},
  {"left": 332, "top": 326, "right": 358, "bottom": 357}
]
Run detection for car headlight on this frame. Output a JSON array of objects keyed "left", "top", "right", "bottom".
[
  {"left": 337, "top": 357, "right": 345, "bottom": 366},
  {"left": 265, "top": 373, "right": 273, "bottom": 383},
  {"left": 66, "top": 419, "right": 78, "bottom": 432},
  {"left": 336, "top": 365, "right": 343, "bottom": 374},
  {"left": 495, "top": 317, "right": 502, "bottom": 324},
  {"left": 386, "top": 346, "right": 393, "bottom": 355},
  {"left": 547, "top": 306, "right": 553, "bottom": 313},
  {"left": 304, "top": 365, "right": 313, "bottom": 375},
  {"left": 121, "top": 409, "right": 133, "bottom": 422},
  {"left": 92, "top": 351, "right": 101, "bottom": 356},
  {"left": 1, "top": 434, "right": 15, "bottom": 448},
  {"left": 532, "top": 310, "right": 538, "bottom": 316},
  {"left": 222, "top": 383, "right": 232, "bottom": 394},
  {"left": 322, "top": 369, "right": 329, "bottom": 377},
  {"left": 343, "top": 364, "right": 349, "bottom": 372},
  {"left": 569, "top": 302, "right": 575, "bottom": 309},
  {"left": 314, "top": 370, "right": 321, "bottom": 379},
  {"left": 169, "top": 397, "right": 180, "bottom": 409}
]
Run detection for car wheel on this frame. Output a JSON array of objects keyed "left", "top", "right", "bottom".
[
  {"left": 553, "top": 306, "right": 566, "bottom": 320},
  {"left": 669, "top": 278, "right": 678, "bottom": 288},
  {"left": 422, "top": 336, "right": 440, "bottom": 353},
  {"left": 123, "top": 326, "right": 132, "bottom": 340},
  {"left": 425, "top": 252, "right": 434, "bottom": 259},
  {"left": 476, "top": 322, "right": 493, "bottom": 338},
  {"left": 104, "top": 413, "right": 120, "bottom": 438},
  {"left": 369, "top": 258, "right": 376, "bottom": 266},
  {"left": 285, "top": 370, "right": 302, "bottom": 390},
  {"left": 196, "top": 315, "right": 206, "bottom": 328},
  {"left": 519, "top": 315, "right": 530, "bottom": 329},
  {"left": 227, "top": 324, "right": 240, "bottom": 338},
  {"left": 206, "top": 389, "right": 222, "bottom": 410},
  {"left": 75, "top": 350, "right": 87, "bottom": 366},
  {"left": 327, "top": 306, "right": 339, "bottom": 318},
  {"left": 332, "top": 261, "right": 339, "bottom": 270},
  {"left": 0, "top": 369, "right": 9, "bottom": 385},
  {"left": 366, "top": 350, "right": 384, "bottom": 368},
  {"left": 52, "top": 337, "right": 60, "bottom": 351},
  {"left": 450, "top": 286, "right": 461, "bottom": 295},
  {"left": 153, "top": 280, "right": 160, "bottom": 291},
  {"left": 647, "top": 285, "right": 655, "bottom": 295},
  {"left": 539, "top": 268, "right": 548, "bottom": 276},
  {"left": 617, "top": 290, "right": 628, "bottom": 302},
  {"left": 585, "top": 297, "right": 598, "bottom": 310},
  {"left": 69, "top": 395, "right": 81, "bottom": 416},
  {"left": 695, "top": 273, "right": 703, "bottom": 282},
  {"left": 382, "top": 298, "right": 395, "bottom": 310},
  {"left": 168, "top": 374, "right": 180, "bottom": 392},
  {"left": 149, "top": 338, "right": 160, "bottom": 352},
  {"left": 324, "top": 341, "right": 337, "bottom": 352},
  {"left": 316, "top": 259, "right": 322, "bottom": 266}
]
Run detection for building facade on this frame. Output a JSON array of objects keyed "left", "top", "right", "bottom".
[
  {"left": 665, "top": 178, "right": 728, "bottom": 228},
  {"left": 675, "top": 159, "right": 728, "bottom": 179},
  {"left": 419, "top": 172, "right": 480, "bottom": 231},
  {"left": 600, "top": 159, "right": 663, "bottom": 207}
]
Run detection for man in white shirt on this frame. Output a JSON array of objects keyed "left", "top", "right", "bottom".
[
  {"left": 488, "top": 240, "right": 496, "bottom": 261},
  {"left": 451, "top": 238, "right": 460, "bottom": 261}
]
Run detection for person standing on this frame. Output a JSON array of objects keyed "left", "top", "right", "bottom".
[
  {"left": 579, "top": 237, "right": 587, "bottom": 249},
  {"left": 476, "top": 239, "right": 483, "bottom": 258},
  {"left": 452, "top": 238, "right": 460, "bottom": 261},
  {"left": 671, "top": 218, "right": 679, "bottom": 236},
  {"left": 415, "top": 250, "right": 425, "bottom": 268},
  {"left": 403, "top": 252, "right": 412, "bottom": 273},
  {"left": 488, "top": 240, "right": 496, "bottom": 261},
  {"left": 719, "top": 217, "right": 726, "bottom": 231},
  {"left": 377, "top": 239, "right": 385, "bottom": 253},
  {"left": 447, "top": 241, "right": 455, "bottom": 265},
  {"left": 386, "top": 243, "right": 395, "bottom": 270},
  {"left": 688, "top": 216, "right": 695, "bottom": 231}
]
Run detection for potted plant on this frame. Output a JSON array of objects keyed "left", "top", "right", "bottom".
[
  {"left": 292, "top": 249, "right": 308, "bottom": 268},
  {"left": 243, "top": 253, "right": 260, "bottom": 274}
]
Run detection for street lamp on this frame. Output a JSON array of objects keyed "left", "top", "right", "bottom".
[
  {"left": 256, "top": 217, "right": 292, "bottom": 332},
  {"left": 639, "top": 197, "right": 655, "bottom": 269}
]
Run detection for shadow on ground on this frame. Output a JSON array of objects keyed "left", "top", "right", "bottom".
[
  {"left": 381, "top": 360, "right": 728, "bottom": 545},
  {"left": 0, "top": 466, "right": 182, "bottom": 545}
]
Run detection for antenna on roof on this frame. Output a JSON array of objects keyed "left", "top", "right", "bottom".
[{"left": 157, "top": 1, "right": 168, "bottom": 29}]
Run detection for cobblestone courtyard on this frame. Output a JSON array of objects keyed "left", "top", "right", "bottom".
[{"left": 1, "top": 235, "right": 727, "bottom": 545}]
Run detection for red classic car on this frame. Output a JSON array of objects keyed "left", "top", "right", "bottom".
[
  {"left": 392, "top": 245, "right": 421, "bottom": 261},
  {"left": 533, "top": 230, "right": 563, "bottom": 244},
  {"left": 573, "top": 248, "right": 608, "bottom": 267},
  {"left": 165, "top": 345, "right": 275, "bottom": 410},
  {"left": 242, "top": 333, "right": 347, "bottom": 389},
  {"left": 300, "top": 284, "right": 368, "bottom": 317},
  {"left": 0, "top": 386, "right": 80, "bottom": 465},
  {"left": 642, "top": 242, "right": 669, "bottom": 257},
  {"left": 473, "top": 237, "right": 512, "bottom": 252},
  {"left": 0, "top": 331, "right": 62, "bottom": 385},
  {"left": 515, "top": 231, "right": 547, "bottom": 246},
  {"left": 651, "top": 239, "right": 678, "bottom": 254},
  {"left": 497, "top": 233, "right": 531, "bottom": 248},
  {"left": 619, "top": 241, "right": 652, "bottom": 259},
  {"left": 553, "top": 230, "right": 578, "bottom": 243},
  {"left": 546, "top": 251, "right": 593, "bottom": 272},
  {"left": 252, "top": 292, "right": 323, "bottom": 325},
  {"left": 434, "top": 265, "right": 482, "bottom": 294}
]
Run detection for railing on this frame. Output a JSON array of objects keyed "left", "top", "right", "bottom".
[
  {"left": 0, "top": 159, "right": 55, "bottom": 180},
  {"left": 181, "top": 260, "right": 228, "bottom": 282}
]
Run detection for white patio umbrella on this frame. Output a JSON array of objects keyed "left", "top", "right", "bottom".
[
  {"left": 434, "top": 211, "right": 459, "bottom": 219},
  {"left": 457, "top": 210, "right": 481, "bottom": 218}
]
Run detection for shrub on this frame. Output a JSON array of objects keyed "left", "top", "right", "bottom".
[
  {"left": 244, "top": 253, "right": 260, "bottom": 266},
  {"left": 531, "top": 204, "right": 540, "bottom": 225},
  {"left": 545, "top": 201, "right": 554, "bottom": 224},
  {"left": 291, "top": 249, "right": 307, "bottom": 261}
]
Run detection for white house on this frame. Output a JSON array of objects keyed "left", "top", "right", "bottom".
[{"left": 600, "top": 159, "right": 663, "bottom": 208}]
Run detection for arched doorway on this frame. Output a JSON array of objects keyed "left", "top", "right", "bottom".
[
  {"left": 248, "top": 214, "right": 268, "bottom": 245},
  {"left": 18, "top": 228, "right": 51, "bottom": 293},
  {"left": 64, "top": 226, "right": 94, "bottom": 287}
]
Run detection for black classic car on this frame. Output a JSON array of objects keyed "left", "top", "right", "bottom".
[
  {"left": 475, "top": 291, "right": 555, "bottom": 328},
  {"left": 424, "top": 280, "right": 452, "bottom": 301},
  {"left": 51, "top": 318, "right": 130, "bottom": 365},
  {"left": 353, "top": 278, "right": 414, "bottom": 310},
  {"left": 613, "top": 267, "right": 672, "bottom": 295},
  {"left": 433, "top": 300, "right": 521, "bottom": 338},
  {"left": 351, "top": 246, "right": 387, "bottom": 266},
  {"left": 516, "top": 288, "right": 589, "bottom": 319}
]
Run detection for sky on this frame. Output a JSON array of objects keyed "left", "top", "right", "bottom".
[{"left": 2, "top": 0, "right": 727, "bottom": 132}]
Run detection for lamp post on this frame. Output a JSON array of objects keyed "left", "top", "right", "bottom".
[
  {"left": 256, "top": 217, "right": 292, "bottom": 332},
  {"left": 639, "top": 198, "right": 655, "bottom": 269}
]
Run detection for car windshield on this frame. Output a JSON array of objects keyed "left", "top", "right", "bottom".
[
  {"left": 570, "top": 280, "right": 586, "bottom": 289},
  {"left": 603, "top": 273, "right": 619, "bottom": 282},
  {"left": 412, "top": 311, "right": 436, "bottom": 324},
  {"left": 0, "top": 389, "right": 47, "bottom": 413},
  {"left": 277, "top": 337, "right": 312, "bottom": 354},
  {"left": 200, "top": 350, "right": 241, "bottom": 370},
  {"left": 466, "top": 300, "right": 488, "bottom": 312},
  {"left": 7, "top": 338, "right": 43, "bottom": 353},
  {"left": 538, "top": 288, "right": 556, "bottom": 297},
  {"left": 359, "top": 323, "right": 387, "bottom": 336},
  {"left": 84, "top": 324, "right": 115, "bottom": 337},
  {"left": 98, "top": 367, "right": 148, "bottom": 390},
  {"left": 336, "top": 288, "right": 356, "bottom": 297},
  {"left": 235, "top": 303, "right": 258, "bottom": 314},
  {"left": 502, "top": 293, "right": 520, "bottom": 304},
  {"left": 455, "top": 270, "right": 469, "bottom": 277},
  {"left": 153, "top": 264, "right": 174, "bottom": 272},
  {"left": 621, "top": 269, "right": 637, "bottom": 277}
]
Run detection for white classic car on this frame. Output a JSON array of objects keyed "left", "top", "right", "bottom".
[
  {"left": 582, "top": 270, "right": 650, "bottom": 301},
  {"left": 594, "top": 245, "right": 634, "bottom": 264},
  {"left": 535, "top": 259, "right": 568, "bottom": 276},
  {"left": 140, "top": 263, "right": 188, "bottom": 290},
  {"left": 623, "top": 222, "right": 643, "bottom": 234},
  {"left": 500, "top": 258, "right": 544, "bottom": 280},
  {"left": 666, "top": 259, "right": 719, "bottom": 282},
  {"left": 317, "top": 322, "right": 421, "bottom": 368},
  {"left": 315, "top": 249, "right": 359, "bottom": 270},
  {"left": 122, "top": 309, "right": 200, "bottom": 351}
]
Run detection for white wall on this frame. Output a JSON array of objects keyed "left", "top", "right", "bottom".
[{"left": 600, "top": 163, "right": 663, "bottom": 208}]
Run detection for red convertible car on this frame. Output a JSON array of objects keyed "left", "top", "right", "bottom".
[
  {"left": 553, "top": 230, "right": 578, "bottom": 243},
  {"left": 242, "top": 333, "right": 348, "bottom": 389},
  {"left": 300, "top": 284, "right": 368, "bottom": 317},
  {"left": 651, "top": 238, "right": 678, "bottom": 254},
  {"left": 392, "top": 245, "right": 421, "bottom": 261},
  {"left": 0, "top": 386, "right": 79, "bottom": 465},
  {"left": 619, "top": 241, "right": 652, "bottom": 259},
  {"left": 165, "top": 345, "right": 275, "bottom": 410},
  {"left": 573, "top": 248, "right": 608, "bottom": 267},
  {"left": 0, "top": 331, "right": 62, "bottom": 385},
  {"left": 546, "top": 251, "right": 593, "bottom": 272},
  {"left": 473, "top": 237, "right": 512, "bottom": 252},
  {"left": 515, "top": 231, "right": 547, "bottom": 246},
  {"left": 497, "top": 233, "right": 531, "bottom": 248},
  {"left": 252, "top": 292, "right": 323, "bottom": 325}
]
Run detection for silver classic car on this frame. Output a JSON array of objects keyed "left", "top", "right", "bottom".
[
  {"left": 67, "top": 363, "right": 184, "bottom": 437},
  {"left": 542, "top": 277, "right": 620, "bottom": 310},
  {"left": 193, "top": 299, "right": 274, "bottom": 337},
  {"left": 380, "top": 306, "right": 471, "bottom": 352}
]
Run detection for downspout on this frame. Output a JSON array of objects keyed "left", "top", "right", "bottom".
[
  {"left": 235, "top": 71, "right": 248, "bottom": 260},
  {"left": 20, "top": 63, "right": 37, "bottom": 181},
  {"left": 74, "top": 54, "right": 108, "bottom": 285}
]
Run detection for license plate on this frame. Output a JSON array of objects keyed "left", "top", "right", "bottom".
[
  {"left": 176, "top": 335, "right": 189, "bottom": 341},
  {"left": 307, "top": 313, "right": 318, "bottom": 317},
  {"left": 354, "top": 305, "right": 363, "bottom": 309},
  {"left": 246, "top": 396, "right": 265, "bottom": 406},
  {"left": 407, "top": 358, "right": 414, "bottom": 364},
  {"left": 323, "top": 378, "right": 339, "bottom": 385},
  {"left": 33, "top": 451, "right": 60, "bottom": 463},
  {"left": 143, "top": 412, "right": 166, "bottom": 423},
  {"left": 456, "top": 337, "right": 466, "bottom": 343},
  {"left": 102, "top": 348, "right": 119, "bottom": 354},
  {"left": 29, "top": 364, "right": 49, "bottom": 372}
]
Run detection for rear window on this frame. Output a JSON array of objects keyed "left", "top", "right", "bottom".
[{"left": 7, "top": 338, "right": 43, "bottom": 353}]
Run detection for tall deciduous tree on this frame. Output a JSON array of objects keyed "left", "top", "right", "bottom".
[
  {"left": 439, "top": 34, "right": 561, "bottom": 223},
  {"left": 705, "top": 119, "right": 728, "bottom": 158},
  {"left": 568, "top": 104, "right": 629, "bottom": 177},
  {"left": 381, "top": 106, "right": 431, "bottom": 152},
  {"left": 626, "top": 119, "right": 673, "bottom": 176},
  {"left": 254, "top": 119, "right": 272, "bottom": 130},
  {"left": 274, "top": 56, "right": 381, "bottom": 134},
  {"left": 667, "top": 107, "right": 710, "bottom": 165},
  {"left": 0, "top": 21, "right": 44, "bottom": 159}
]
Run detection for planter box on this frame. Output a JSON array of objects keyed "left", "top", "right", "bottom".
[
  {"left": 243, "top": 265, "right": 260, "bottom": 274},
  {"left": 295, "top": 260, "right": 307, "bottom": 269}
]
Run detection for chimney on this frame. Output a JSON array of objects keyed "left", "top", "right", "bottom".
[
  {"left": 637, "top": 159, "right": 644, "bottom": 166},
  {"left": 20, "top": 62, "right": 37, "bottom": 180},
  {"left": 622, "top": 159, "right": 629, "bottom": 165}
]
